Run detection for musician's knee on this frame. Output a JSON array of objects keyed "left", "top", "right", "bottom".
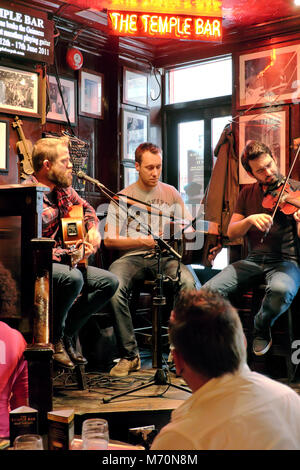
[
  {"left": 67, "top": 268, "right": 84, "bottom": 294},
  {"left": 266, "top": 281, "right": 296, "bottom": 304}
]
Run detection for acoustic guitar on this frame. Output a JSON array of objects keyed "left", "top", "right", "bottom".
[
  {"left": 61, "top": 205, "right": 88, "bottom": 269},
  {"left": 12, "top": 116, "right": 34, "bottom": 178}
]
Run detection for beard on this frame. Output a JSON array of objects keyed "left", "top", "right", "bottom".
[
  {"left": 48, "top": 167, "right": 72, "bottom": 188},
  {"left": 264, "top": 171, "right": 281, "bottom": 186}
]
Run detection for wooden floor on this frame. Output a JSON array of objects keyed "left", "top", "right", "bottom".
[
  {"left": 52, "top": 349, "right": 300, "bottom": 443},
  {"left": 52, "top": 351, "right": 191, "bottom": 442}
]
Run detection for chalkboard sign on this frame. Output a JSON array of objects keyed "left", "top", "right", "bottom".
[{"left": 0, "top": 1, "right": 54, "bottom": 64}]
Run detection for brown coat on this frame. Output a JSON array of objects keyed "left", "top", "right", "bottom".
[{"left": 203, "top": 123, "right": 242, "bottom": 244}]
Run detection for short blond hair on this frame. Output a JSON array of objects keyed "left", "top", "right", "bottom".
[{"left": 32, "top": 136, "right": 69, "bottom": 172}]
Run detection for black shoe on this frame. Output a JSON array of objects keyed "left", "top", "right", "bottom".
[
  {"left": 253, "top": 328, "right": 272, "bottom": 356},
  {"left": 53, "top": 340, "right": 75, "bottom": 369},
  {"left": 64, "top": 336, "right": 88, "bottom": 365}
]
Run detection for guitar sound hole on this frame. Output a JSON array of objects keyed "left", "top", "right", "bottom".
[{"left": 67, "top": 222, "right": 78, "bottom": 237}]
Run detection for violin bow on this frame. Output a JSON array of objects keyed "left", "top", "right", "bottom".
[
  {"left": 270, "top": 141, "right": 300, "bottom": 220},
  {"left": 261, "top": 140, "right": 300, "bottom": 242}
]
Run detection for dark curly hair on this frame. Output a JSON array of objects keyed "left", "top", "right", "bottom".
[{"left": 241, "top": 140, "right": 274, "bottom": 175}]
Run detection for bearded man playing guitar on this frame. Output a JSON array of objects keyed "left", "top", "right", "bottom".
[
  {"left": 203, "top": 140, "right": 300, "bottom": 356},
  {"left": 24, "top": 137, "right": 118, "bottom": 369}
]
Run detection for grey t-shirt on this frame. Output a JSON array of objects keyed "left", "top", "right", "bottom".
[
  {"left": 234, "top": 180, "right": 300, "bottom": 263},
  {"left": 105, "top": 181, "right": 191, "bottom": 258}
]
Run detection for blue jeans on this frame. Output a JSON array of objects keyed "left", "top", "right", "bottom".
[
  {"left": 52, "top": 263, "right": 119, "bottom": 342},
  {"left": 203, "top": 255, "right": 300, "bottom": 331},
  {"left": 109, "top": 254, "right": 200, "bottom": 359}
]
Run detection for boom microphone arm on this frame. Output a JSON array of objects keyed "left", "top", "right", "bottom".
[{"left": 76, "top": 170, "right": 182, "bottom": 260}]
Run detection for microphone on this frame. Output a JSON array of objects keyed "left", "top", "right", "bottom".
[
  {"left": 155, "top": 237, "right": 182, "bottom": 260},
  {"left": 76, "top": 170, "right": 105, "bottom": 189}
]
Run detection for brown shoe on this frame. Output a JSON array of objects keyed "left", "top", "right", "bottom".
[
  {"left": 64, "top": 336, "right": 88, "bottom": 365},
  {"left": 109, "top": 356, "right": 141, "bottom": 377},
  {"left": 53, "top": 340, "right": 75, "bottom": 369}
]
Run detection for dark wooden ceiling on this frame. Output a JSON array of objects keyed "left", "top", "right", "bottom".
[{"left": 11, "top": 0, "right": 300, "bottom": 67}]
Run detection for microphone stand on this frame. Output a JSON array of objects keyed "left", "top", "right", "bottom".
[{"left": 76, "top": 171, "right": 192, "bottom": 402}]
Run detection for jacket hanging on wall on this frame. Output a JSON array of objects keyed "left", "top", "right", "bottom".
[{"left": 202, "top": 123, "right": 242, "bottom": 245}]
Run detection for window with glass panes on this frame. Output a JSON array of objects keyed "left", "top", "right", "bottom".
[{"left": 165, "top": 56, "right": 232, "bottom": 270}]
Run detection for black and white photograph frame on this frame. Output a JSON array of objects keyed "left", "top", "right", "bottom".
[
  {"left": 0, "top": 119, "right": 9, "bottom": 173},
  {"left": 239, "top": 44, "right": 300, "bottom": 108},
  {"left": 238, "top": 109, "right": 287, "bottom": 184},
  {"left": 79, "top": 69, "right": 104, "bottom": 119},
  {"left": 122, "top": 165, "right": 139, "bottom": 187},
  {"left": 0, "top": 65, "right": 40, "bottom": 118},
  {"left": 122, "top": 109, "right": 149, "bottom": 161},
  {"left": 123, "top": 67, "right": 149, "bottom": 108},
  {"left": 47, "top": 74, "right": 77, "bottom": 126}
]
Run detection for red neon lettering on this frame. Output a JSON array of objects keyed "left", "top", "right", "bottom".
[
  {"left": 212, "top": 19, "right": 221, "bottom": 37},
  {"left": 203, "top": 19, "right": 212, "bottom": 36},
  {"left": 109, "top": 12, "right": 120, "bottom": 30},
  {"left": 169, "top": 16, "right": 177, "bottom": 33},
  {"left": 149, "top": 15, "right": 159, "bottom": 34},
  {"left": 129, "top": 14, "right": 138, "bottom": 32},
  {"left": 141, "top": 14, "right": 150, "bottom": 32},
  {"left": 158, "top": 15, "right": 169, "bottom": 33},
  {"left": 183, "top": 18, "right": 192, "bottom": 35},
  {"left": 108, "top": 11, "right": 222, "bottom": 41},
  {"left": 109, "top": 12, "right": 137, "bottom": 33}
]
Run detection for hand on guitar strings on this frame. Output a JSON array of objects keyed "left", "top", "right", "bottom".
[
  {"left": 86, "top": 226, "right": 101, "bottom": 253},
  {"left": 69, "top": 240, "right": 94, "bottom": 267}
]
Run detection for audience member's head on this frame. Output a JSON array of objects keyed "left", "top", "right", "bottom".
[{"left": 169, "top": 289, "right": 246, "bottom": 380}]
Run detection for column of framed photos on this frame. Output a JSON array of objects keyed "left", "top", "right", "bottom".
[
  {"left": 121, "top": 67, "right": 149, "bottom": 186},
  {"left": 237, "top": 44, "right": 300, "bottom": 182}
]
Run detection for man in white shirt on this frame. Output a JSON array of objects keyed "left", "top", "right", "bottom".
[{"left": 151, "top": 289, "right": 300, "bottom": 450}]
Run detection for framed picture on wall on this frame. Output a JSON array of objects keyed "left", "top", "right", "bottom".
[
  {"left": 239, "top": 44, "right": 300, "bottom": 108},
  {"left": 123, "top": 67, "right": 149, "bottom": 108},
  {"left": 122, "top": 109, "right": 149, "bottom": 161},
  {"left": 122, "top": 164, "right": 139, "bottom": 187},
  {"left": 47, "top": 75, "right": 77, "bottom": 125},
  {"left": 0, "top": 66, "right": 40, "bottom": 118},
  {"left": 238, "top": 109, "right": 287, "bottom": 184},
  {"left": 79, "top": 69, "right": 104, "bottom": 119},
  {"left": 0, "top": 119, "right": 9, "bottom": 173}
]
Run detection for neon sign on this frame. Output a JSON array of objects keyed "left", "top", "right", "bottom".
[{"left": 108, "top": 10, "right": 222, "bottom": 41}]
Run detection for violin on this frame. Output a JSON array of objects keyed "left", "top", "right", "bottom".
[
  {"left": 12, "top": 116, "right": 34, "bottom": 178},
  {"left": 262, "top": 181, "right": 300, "bottom": 215},
  {"left": 260, "top": 139, "right": 300, "bottom": 242}
]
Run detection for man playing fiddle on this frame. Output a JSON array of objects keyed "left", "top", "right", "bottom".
[
  {"left": 104, "top": 142, "right": 200, "bottom": 377},
  {"left": 203, "top": 140, "right": 300, "bottom": 356},
  {"left": 24, "top": 137, "right": 119, "bottom": 369}
]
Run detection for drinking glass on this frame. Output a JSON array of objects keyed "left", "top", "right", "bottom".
[
  {"left": 13, "top": 434, "right": 44, "bottom": 450},
  {"left": 81, "top": 418, "right": 109, "bottom": 450}
]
